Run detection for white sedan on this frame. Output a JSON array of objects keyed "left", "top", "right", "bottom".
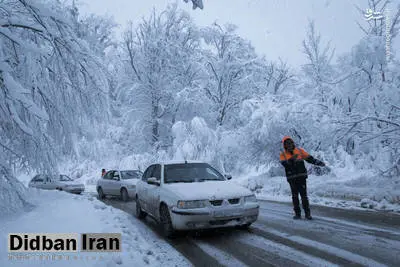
[
  {"left": 28, "top": 174, "right": 85, "bottom": 194},
  {"left": 97, "top": 170, "right": 142, "bottom": 201},
  {"left": 135, "top": 161, "right": 259, "bottom": 237}
]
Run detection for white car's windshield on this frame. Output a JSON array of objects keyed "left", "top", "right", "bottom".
[
  {"left": 164, "top": 163, "right": 225, "bottom": 183},
  {"left": 121, "top": 170, "right": 142, "bottom": 180},
  {"left": 59, "top": 175, "right": 73, "bottom": 181}
]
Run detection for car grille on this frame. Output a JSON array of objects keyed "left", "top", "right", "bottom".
[
  {"left": 210, "top": 198, "right": 241, "bottom": 206},
  {"left": 228, "top": 198, "right": 240, "bottom": 204},
  {"left": 210, "top": 200, "right": 223, "bottom": 206}
]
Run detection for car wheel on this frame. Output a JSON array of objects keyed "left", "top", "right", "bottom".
[
  {"left": 121, "top": 188, "right": 129, "bottom": 202},
  {"left": 135, "top": 196, "right": 147, "bottom": 219},
  {"left": 159, "top": 204, "right": 175, "bottom": 238},
  {"left": 97, "top": 187, "right": 105, "bottom": 199},
  {"left": 237, "top": 223, "right": 252, "bottom": 230}
]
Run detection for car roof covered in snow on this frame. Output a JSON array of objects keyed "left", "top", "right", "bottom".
[{"left": 159, "top": 160, "right": 206, "bottom": 165}]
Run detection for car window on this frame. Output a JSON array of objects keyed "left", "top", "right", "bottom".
[
  {"left": 164, "top": 163, "right": 225, "bottom": 183},
  {"left": 112, "top": 171, "right": 120, "bottom": 180},
  {"left": 151, "top": 164, "right": 161, "bottom": 181},
  {"left": 103, "top": 171, "right": 112, "bottom": 180},
  {"left": 121, "top": 170, "right": 141, "bottom": 180},
  {"left": 142, "top": 165, "right": 154, "bottom": 181},
  {"left": 141, "top": 170, "right": 146, "bottom": 181},
  {"left": 32, "top": 175, "right": 44, "bottom": 183},
  {"left": 59, "top": 175, "right": 73, "bottom": 181}
]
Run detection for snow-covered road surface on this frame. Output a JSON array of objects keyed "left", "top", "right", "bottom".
[
  {"left": 101, "top": 197, "right": 400, "bottom": 267},
  {"left": 2, "top": 189, "right": 399, "bottom": 267}
]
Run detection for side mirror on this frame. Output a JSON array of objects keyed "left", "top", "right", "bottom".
[
  {"left": 224, "top": 174, "right": 232, "bottom": 180},
  {"left": 114, "top": 176, "right": 120, "bottom": 181},
  {"left": 147, "top": 177, "right": 160, "bottom": 186}
]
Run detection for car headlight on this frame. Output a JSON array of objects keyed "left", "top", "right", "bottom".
[
  {"left": 177, "top": 200, "right": 207, "bottom": 209},
  {"left": 244, "top": 195, "right": 257, "bottom": 203},
  {"left": 127, "top": 185, "right": 135, "bottom": 189}
]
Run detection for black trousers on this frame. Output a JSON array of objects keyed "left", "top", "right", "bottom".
[{"left": 288, "top": 178, "right": 310, "bottom": 215}]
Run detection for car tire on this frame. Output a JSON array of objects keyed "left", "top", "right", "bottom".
[
  {"left": 97, "top": 187, "right": 105, "bottom": 199},
  {"left": 160, "top": 204, "right": 176, "bottom": 238},
  {"left": 135, "top": 196, "right": 147, "bottom": 219},
  {"left": 121, "top": 188, "right": 129, "bottom": 202},
  {"left": 237, "top": 223, "right": 252, "bottom": 230}
]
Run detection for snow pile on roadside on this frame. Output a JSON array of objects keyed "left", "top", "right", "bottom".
[
  {"left": 0, "top": 167, "right": 32, "bottom": 216},
  {"left": 0, "top": 189, "right": 189, "bottom": 267},
  {"left": 235, "top": 164, "right": 400, "bottom": 213}
]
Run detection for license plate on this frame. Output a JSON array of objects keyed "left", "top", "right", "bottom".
[{"left": 213, "top": 209, "right": 242, "bottom": 218}]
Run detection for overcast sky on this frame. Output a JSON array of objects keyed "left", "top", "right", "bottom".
[{"left": 77, "top": 0, "right": 399, "bottom": 68}]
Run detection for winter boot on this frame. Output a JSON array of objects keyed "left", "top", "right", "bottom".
[
  {"left": 305, "top": 211, "right": 313, "bottom": 220},
  {"left": 293, "top": 213, "right": 301, "bottom": 220}
]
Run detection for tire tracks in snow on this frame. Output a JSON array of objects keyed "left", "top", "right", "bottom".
[
  {"left": 100, "top": 197, "right": 398, "bottom": 267},
  {"left": 248, "top": 226, "right": 359, "bottom": 266},
  {"left": 101, "top": 198, "right": 305, "bottom": 266},
  {"left": 258, "top": 203, "right": 400, "bottom": 241},
  {"left": 259, "top": 199, "right": 400, "bottom": 232},
  {"left": 187, "top": 230, "right": 281, "bottom": 267},
  {"left": 101, "top": 198, "right": 223, "bottom": 267},
  {"left": 255, "top": 202, "right": 399, "bottom": 266}
]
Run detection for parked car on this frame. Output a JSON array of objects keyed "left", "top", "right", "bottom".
[
  {"left": 97, "top": 170, "right": 142, "bottom": 201},
  {"left": 135, "top": 161, "right": 259, "bottom": 237},
  {"left": 28, "top": 174, "right": 85, "bottom": 194}
]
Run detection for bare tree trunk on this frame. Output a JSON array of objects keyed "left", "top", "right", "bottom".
[{"left": 151, "top": 99, "right": 159, "bottom": 148}]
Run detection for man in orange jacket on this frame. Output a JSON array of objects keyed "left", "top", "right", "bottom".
[{"left": 279, "top": 136, "right": 326, "bottom": 220}]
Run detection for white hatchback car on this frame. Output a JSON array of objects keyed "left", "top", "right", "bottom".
[
  {"left": 135, "top": 161, "right": 259, "bottom": 237},
  {"left": 97, "top": 170, "right": 142, "bottom": 201}
]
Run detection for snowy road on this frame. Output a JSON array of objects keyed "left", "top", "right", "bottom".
[{"left": 100, "top": 197, "right": 400, "bottom": 267}]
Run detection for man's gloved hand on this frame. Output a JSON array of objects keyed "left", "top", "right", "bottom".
[{"left": 319, "top": 161, "right": 326, "bottom": 167}]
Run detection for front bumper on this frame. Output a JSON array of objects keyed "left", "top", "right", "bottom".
[
  {"left": 64, "top": 187, "right": 85, "bottom": 194},
  {"left": 127, "top": 188, "right": 136, "bottom": 198},
  {"left": 170, "top": 203, "right": 259, "bottom": 230}
]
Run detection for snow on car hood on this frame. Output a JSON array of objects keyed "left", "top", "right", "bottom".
[{"left": 163, "top": 180, "right": 252, "bottom": 200}]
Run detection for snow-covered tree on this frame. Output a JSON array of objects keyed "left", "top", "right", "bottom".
[
  {"left": 301, "top": 20, "right": 335, "bottom": 103},
  {"left": 258, "top": 58, "right": 296, "bottom": 95},
  {"left": 200, "top": 23, "right": 259, "bottom": 126},
  {"left": 118, "top": 4, "right": 201, "bottom": 150},
  {"left": 78, "top": 14, "right": 118, "bottom": 56},
  {"left": 183, "top": 0, "right": 203, "bottom": 10},
  {"left": 314, "top": 2, "right": 400, "bottom": 175},
  {"left": 0, "top": 0, "right": 110, "bottom": 212}
]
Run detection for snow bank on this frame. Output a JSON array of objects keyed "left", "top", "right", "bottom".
[
  {"left": 0, "top": 189, "right": 189, "bottom": 267},
  {"left": 0, "top": 167, "right": 32, "bottom": 216}
]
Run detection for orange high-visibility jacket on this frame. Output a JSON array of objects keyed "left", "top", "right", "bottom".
[{"left": 279, "top": 137, "right": 324, "bottom": 180}]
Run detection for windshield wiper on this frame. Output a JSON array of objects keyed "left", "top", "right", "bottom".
[{"left": 197, "top": 178, "right": 222, "bottom": 181}]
